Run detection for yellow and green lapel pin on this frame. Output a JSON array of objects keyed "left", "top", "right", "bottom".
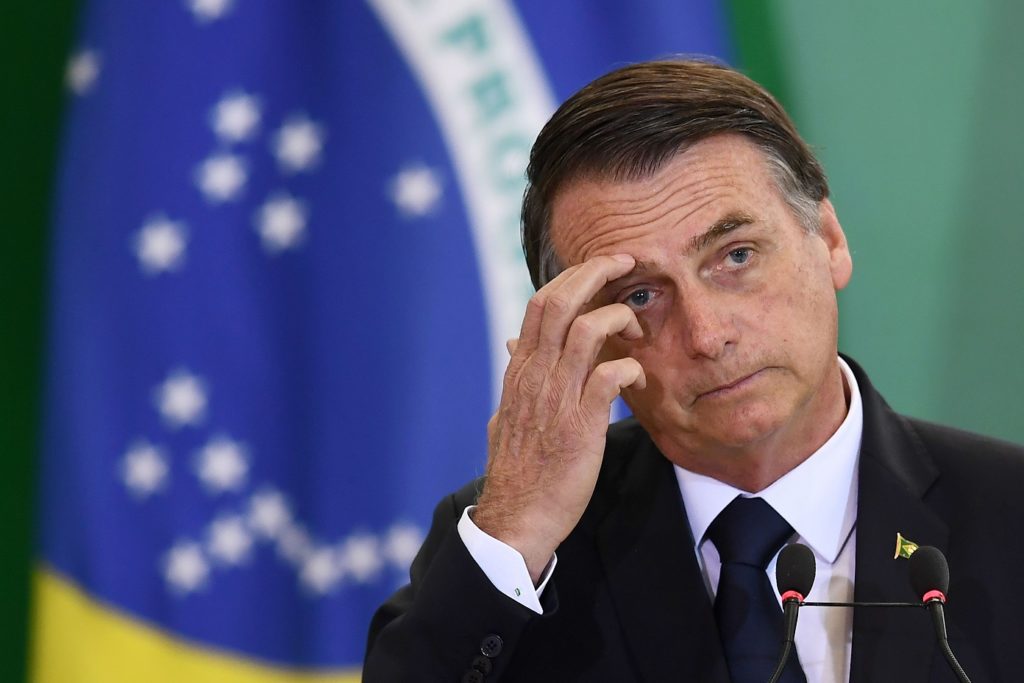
[{"left": 894, "top": 532, "right": 919, "bottom": 559}]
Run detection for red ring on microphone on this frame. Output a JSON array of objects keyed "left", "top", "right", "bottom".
[
  {"left": 921, "top": 589, "right": 947, "bottom": 604},
  {"left": 780, "top": 590, "right": 805, "bottom": 603}
]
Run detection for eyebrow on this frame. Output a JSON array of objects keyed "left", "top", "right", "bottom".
[
  {"left": 599, "top": 211, "right": 757, "bottom": 297},
  {"left": 685, "top": 212, "right": 755, "bottom": 254}
]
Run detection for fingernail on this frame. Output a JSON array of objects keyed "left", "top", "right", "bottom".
[{"left": 612, "top": 253, "right": 634, "bottom": 264}]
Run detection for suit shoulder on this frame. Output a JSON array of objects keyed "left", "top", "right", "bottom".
[
  {"left": 448, "top": 476, "right": 485, "bottom": 513},
  {"left": 591, "top": 417, "right": 661, "bottom": 490},
  {"left": 905, "top": 416, "right": 1024, "bottom": 480},
  {"left": 600, "top": 417, "right": 653, "bottom": 470},
  {"left": 605, "top": 416, "right": 649, "bottom": 452}
]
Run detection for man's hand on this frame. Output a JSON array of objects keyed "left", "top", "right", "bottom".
[{"left": 473, "top": 254, "right": 646, "bottom": 583}]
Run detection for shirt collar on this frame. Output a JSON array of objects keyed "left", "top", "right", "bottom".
[{"left": 674, "top": 357, "right": 863, "bottom": 563}]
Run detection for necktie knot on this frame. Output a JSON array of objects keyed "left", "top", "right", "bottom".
[{"left": 706, "top": 496, "right": 794, "bottom": 569}]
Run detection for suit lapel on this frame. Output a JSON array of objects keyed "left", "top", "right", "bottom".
[
  {"left": 592, "top": 434, "right": 730, "bottom": 683},
  {"left": 847, "top": 359, "right": 949, "bottom": 683}
]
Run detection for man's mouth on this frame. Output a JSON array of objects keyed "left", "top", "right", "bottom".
[{"left": 696, "top": 368, "right": 767, "bottom": 401}]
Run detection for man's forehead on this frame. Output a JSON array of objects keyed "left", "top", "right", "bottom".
[
  {"left": 552, "top": 135, "right": 772, "bottom": 213},
  {"left": 548, "top": 135, "right": 775, "bottom": 261}
]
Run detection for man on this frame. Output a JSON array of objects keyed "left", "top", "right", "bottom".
[{"left": 364, "top": 60, "right": 1024, "bottom": 682}]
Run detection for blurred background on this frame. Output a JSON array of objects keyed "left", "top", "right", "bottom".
[{"left": 2, "top": 0, "right": 1021, "bottom": 680}]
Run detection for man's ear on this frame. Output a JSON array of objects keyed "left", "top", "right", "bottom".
[{"left": 818, "top": 198, "right": 852, "bottom": 290}]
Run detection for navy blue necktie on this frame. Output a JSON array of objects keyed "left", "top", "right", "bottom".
[{"left": 706, "top": 496, "right": 807, "bottom": 683}]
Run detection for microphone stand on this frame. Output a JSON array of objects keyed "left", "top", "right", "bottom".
[
  {"left": 771, "top": 543, "right": 971, "bottom": 683},
  {"left": 924, "top": 594, "right": 972, "bottom": 683},
  {"left": 766, "top": 595, "right": 801, "bottom": 683},
  {"left": 774, "top": 598, "right": 972, "bottom": 683},
  {"left": 799, "top": 600, "right": 919, "bottom": 608}
]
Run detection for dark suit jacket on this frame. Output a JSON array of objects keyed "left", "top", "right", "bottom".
[{"left": 365, "top": 358, "right": 1024, "bottom": 681}]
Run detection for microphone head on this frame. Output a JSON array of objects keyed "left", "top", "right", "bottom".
[
  {"left": 776, "top": 542, "right": 816, "bottom": 597},
  {"left": 908, "top": 545, "right": 950, "bottom": 599}
]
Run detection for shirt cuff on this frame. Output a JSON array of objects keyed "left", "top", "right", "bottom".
[{"left": 456, "top": 505, "right": 557, "bottom": 614}]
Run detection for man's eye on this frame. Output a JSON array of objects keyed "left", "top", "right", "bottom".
[
  {"left": 626, "top": 289, "right": 652, "bottom": 308},
  {"left": 727, "top": 248, "right": 752, "bottom": 265}
]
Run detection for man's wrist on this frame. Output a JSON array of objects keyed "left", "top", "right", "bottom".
[
  {"left": 470, "top": 505, "right": 556, "bottom": 584},
  {"left": 458, "top": 506, "right": 557, "bottom": 614}
]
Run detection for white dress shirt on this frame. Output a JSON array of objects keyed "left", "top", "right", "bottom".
[{"left": 458, "top": 357, "right": 863, "bottom": 683}]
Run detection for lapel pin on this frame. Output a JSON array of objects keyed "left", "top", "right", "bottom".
[{"left": 894, "top": 532, "right": 920, "bottom": 559}]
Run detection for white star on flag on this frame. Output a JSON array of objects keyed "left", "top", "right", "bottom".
[
  {"left": 163, "top": 541, "right": 209, "bottom": 594},
  {"left": 382, "top": 523, "right": 424, "bottom": 569},
  {"left": 211, "top": 90, "right": 261, "bottom": 143},
  {"left": 255, "top": 192, "right": 308, "bottom": 252},
  {"left": 154, "top": 369, "right": 208, "bottom": 428},
  {"left": 278, "top": 524, "right": 313, "bottom": 567},
  {"left": 66, "top": 49, "right": 101, "bottom": 95},
  {"left": 194, "top": 435, "right": 249, "bottom": 493},
  {"left": 206, "top": 515, "right": 254, "bottom": 565},
  {"left": 120, "top": 440, "right": 170, "bottom": 498},
  {"left": 187, "top": 0, "right": 234, "bottom": 23},
  {"left": 338, "top": 532, "right": 384, "bottom": 584},
  {"left": 248, "top": 489, "right": 292, "bottom": 539},
  {"left": 300, "top": 547, "right": 343, "bottom": 595},
  {"left": 272, "top": 115, "right": 325, "bottom": 173},
  {"left": 389, "top": 164, "right": 443, "bottom": 217},
  {"left": 134, "top": 215, "right": 188, "bottom": 275},
  {"left": 195, "top": 152, "right": 247, "bottom": 203}
]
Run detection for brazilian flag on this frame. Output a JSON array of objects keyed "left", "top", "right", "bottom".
[{"left": 25, "top": 1, "right": 733, "bottom": 680}]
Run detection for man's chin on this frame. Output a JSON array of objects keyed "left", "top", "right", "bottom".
[
  {"left": 715, "top": 400, "right": 791, "bottom": 439},
  {"left": 681, "top": 403, "right": 789, "bottom": 451},
  {"left": 634, "top": 401, "right": 787, "bottom": 455}
]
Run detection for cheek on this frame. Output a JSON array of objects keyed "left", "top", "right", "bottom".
[
  {"left": 617, "top": 339, "right": 690, "bottom": 412},
  {"left": 619, "top": 358, "right": 673, "bottom": 424},
  {"left": 769, "top": 272, "right": 839, "bottom": 366}
]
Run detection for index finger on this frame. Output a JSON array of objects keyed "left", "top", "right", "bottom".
[
  {"left": 514, "top": 262, "right": 585, "bottom": 358},
  {"left": 535, "top": 253, "right": 636, "bottom": 354}
]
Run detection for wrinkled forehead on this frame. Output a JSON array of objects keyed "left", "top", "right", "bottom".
[{"left": 547, "top": 134, "right": 780, "bottom": 263}]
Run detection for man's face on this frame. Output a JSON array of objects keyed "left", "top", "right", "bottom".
[{"left": 548, "top": 133, "right": 853, "bottom": 467}]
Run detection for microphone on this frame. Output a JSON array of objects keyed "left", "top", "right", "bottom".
[
  {"left": 767, "top": 543, "right": 816, "bottom": 683},
  {"left": 908, "top": 546, "right": 972, "bottom": 683}
]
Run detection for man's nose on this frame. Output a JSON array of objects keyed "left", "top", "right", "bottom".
[{"left": 676, "top": 293, "right": 735, "bottom": 360}]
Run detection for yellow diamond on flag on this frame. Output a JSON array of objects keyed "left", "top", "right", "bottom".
[{"left": 894, "top": 532, "right": 920, "bottom": 559}]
